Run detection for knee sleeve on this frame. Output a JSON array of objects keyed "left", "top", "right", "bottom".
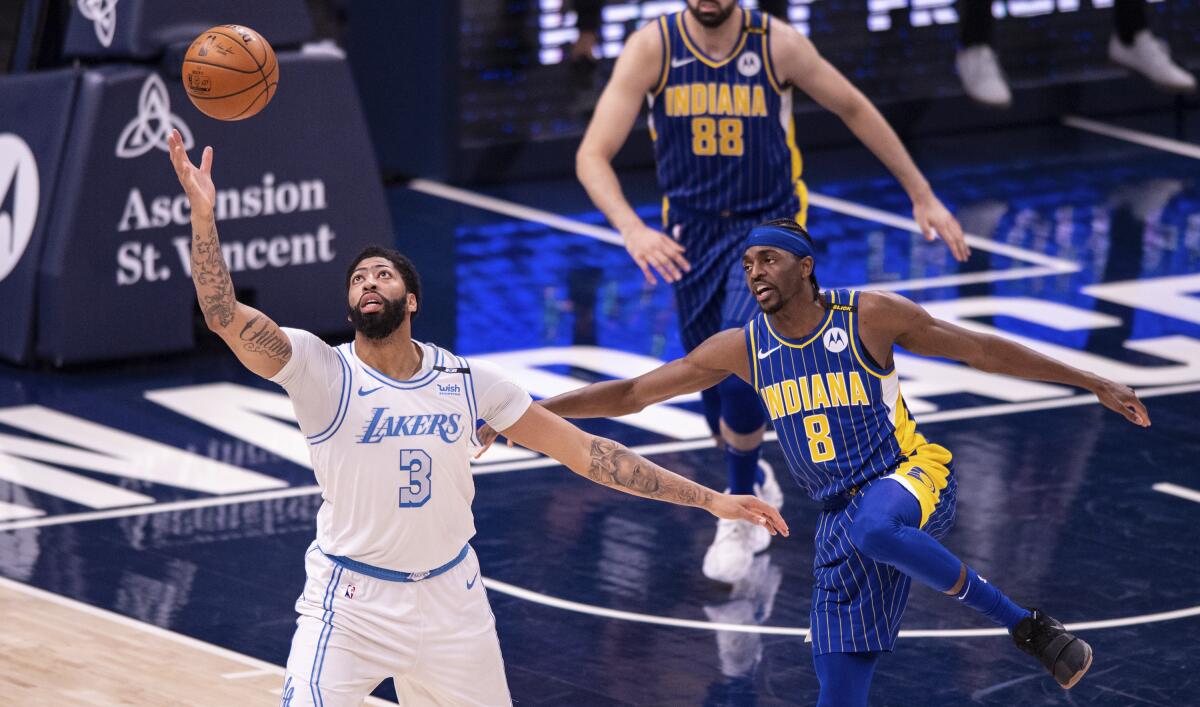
[{"left": 718, "top": 375, "right": 765, "bottom": 435}]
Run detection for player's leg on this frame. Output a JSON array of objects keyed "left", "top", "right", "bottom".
[
  {"left": 847, "top": 473, "right": 1028, "bottom": 628},
  {"left": 1107, "top": 0, "right": 1196, "bottom": 92},
  {"left": 396, "top": 548, "right": 511, "bottom": 706},
  {"left": 282, "top": 548, "right": 392, "bottom": 706},
  {"left": 955, "top": 0, "right": 1011, "bottom": 107},
  {"left": 812, "top": 651, "right": 880, "bottom": 707},
  {"left": 717, "top": 249, "right": 777, "bottom": 508},
  {"left": 700, "top": 249, "right": 780, "bottom": 583},
  {"left": 847, "top": 475, "right": 1092, "bottom": 688}
]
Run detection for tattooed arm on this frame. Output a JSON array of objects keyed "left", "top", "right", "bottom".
[
  {"left": 500, "top": 404, "right": 789, "bottom": 535},
  {"left": 167, "top": 130, "right": 292, "bottom": 378}
]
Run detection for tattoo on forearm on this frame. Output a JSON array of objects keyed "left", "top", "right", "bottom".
[
  {"left": 239, "top": 315, "right": 292, "bottom": 362},
  {"left": 587, "top": 438, "right": 712, "bottom": 508},
  {"left": 192, "top": 223, "right": 235, "bottom": 329}
]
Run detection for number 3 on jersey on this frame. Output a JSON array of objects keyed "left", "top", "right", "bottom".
[
  {"left": 399, "top": 449, "right": 432, "bottom": 508},
  {"left": 691, "top": 117, "right": 744, "bottom": 156}
]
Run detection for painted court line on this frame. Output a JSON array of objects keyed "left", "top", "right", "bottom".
[
  {"left": 483, "top": 575, "right": 1200, "bottom": 638},
  {"left": 1062, "top": 115, "right": 1200, "bottom": 161},
  {"left": 804, "top": 192, "right": 1077, "bottom": 271},
  {"left": 1154, "top": 482, "right": 1200, "bottom": 504},
  {"left": 2, "top": 382, "right": 1198, "bottom": 532},
  {"left": 406, "top": 179, "right": 1081, "bottom": 290},
  {"left": 407, "top": 179, "right": 624, "bottom": 246}
]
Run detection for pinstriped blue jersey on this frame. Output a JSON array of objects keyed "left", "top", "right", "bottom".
[
  {"left": 647, "top": 9, "right": 802, "bottom": 219},
  {"left": 745, "top": 289, "right": 946, "bottom": 501}
]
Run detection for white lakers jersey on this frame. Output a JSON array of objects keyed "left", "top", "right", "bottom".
[{"left": 271, "top": 328, "right": 532, "bottom": 573}]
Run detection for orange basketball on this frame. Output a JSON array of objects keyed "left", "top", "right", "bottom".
[{"left": 182, "top": 25, "right": 279, "bottom": 121}]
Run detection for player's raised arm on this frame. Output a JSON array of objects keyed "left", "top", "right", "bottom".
[
  {"left": 500, "top": 404, "right": 788, "bottom": 537},
  {"left": 767, "top": 19, "right": 969, "bottom": 262},
  {"left": 576, "top": 22, "right": 690, "bottom": 284},
  {"left": 166, "top": 129, "right": 291, "bottom": 378},
  {"left": 860, "top": 291, "right": 1150, "bottom": 427}
]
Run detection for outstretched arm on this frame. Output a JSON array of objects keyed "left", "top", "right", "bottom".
[
  {"left": 473, "top": 329, "right": 749, "bottom": 457},
  {"left": 501, "top": 404, "right": 788, "bottom": 536},
  {"left": 769, "top": 18, "right": 969, "bottom": 262},
  {"left": 541, "top": 328, "right": 750, "bottom": 418},
  {"left": 167, "top": 129, "right": 291, "bottom": 379},
  {"left": 861, "top": 291, "right": 1150, "bottom": 426}
]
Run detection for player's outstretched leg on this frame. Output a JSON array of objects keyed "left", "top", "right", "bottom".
[
  {"left": 847, "top": 479, "right": 1094, "bottom": 687},
  {"left": 1012, "top": 609, "right": 1094, "bottom": 689}
]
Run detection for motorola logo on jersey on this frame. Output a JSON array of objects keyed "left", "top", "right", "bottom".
[
  {"left": 0, "top": 134, "right": 40, "bottom": 283},
  {"left": 737, "top": 52, "right": 762, "bottom": 77},
  {"left": 823, "top": 327, "right": 848, "bottom": 353},
  {"left": 359, "top": 408, "right": 464, "bottom": 444}
]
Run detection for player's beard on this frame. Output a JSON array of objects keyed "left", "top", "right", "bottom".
[
  {"left": 350, "top": 295, "right": 409, "bottom": 339},
  {"left": 688, "top": 0, "right": 737, "bottom": 28},
  {"left": 758, "top": 296, "right": 785, "bottom": 315}
]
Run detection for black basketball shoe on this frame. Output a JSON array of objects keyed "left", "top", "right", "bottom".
[{"left": 1012, "top": 609, "right": 1093, "bottom": 689}]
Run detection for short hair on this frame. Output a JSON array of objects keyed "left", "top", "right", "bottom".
[
  {"left": 756, "top": 218, "right": 820, "bottom": 300},
  {"left": 345, "top": 246, "right": 422, "bottom": 317}
]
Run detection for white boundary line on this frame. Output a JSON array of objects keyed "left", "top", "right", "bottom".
[
  {"left": 406, "top": 179, "right": 1081, "bottom": 290},
  {"left": 1154, "top": 482, "right": 1200, "bottom": 504},
  {"left": 3, "top": 381, "right": 1198, "bottom": 532},
  {"left": 804, "top": 192, "right": 1078, "bottom": 271},
  {"left": 483, "top": 575, "right": 1200, "bottom": 638},
  {"left": 407, "top": 179, "right": 624, "bottom": 245},
  {"left": 1062, "top": 115, "right": 1200, "bottom": 160}
]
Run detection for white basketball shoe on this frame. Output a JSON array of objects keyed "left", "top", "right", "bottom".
[
  {"left": 1109, "top": 30, "right": 1196, "bottom": 94},
  {"left": 703, "top": 459, "right": 783, "bottom": 583}
]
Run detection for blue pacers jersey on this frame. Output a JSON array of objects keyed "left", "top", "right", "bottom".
[
  {"left": 745, "top": 289, "right": 953, "bottom": 501},
  {"left": 647, "top": 9, "right": 804, "bottom": 221}
]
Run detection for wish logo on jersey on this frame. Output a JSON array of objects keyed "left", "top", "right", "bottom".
[{"left": 359, "top": 408, "right": 464, "bottom": 444}]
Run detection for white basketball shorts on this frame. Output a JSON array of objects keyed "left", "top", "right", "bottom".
[{"left": 280, "top": 541, "right": 511, "bottom": 706}]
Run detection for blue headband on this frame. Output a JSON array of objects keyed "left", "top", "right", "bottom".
[{"left": 744, "top": 225, "right": 814, "bottom": 260}]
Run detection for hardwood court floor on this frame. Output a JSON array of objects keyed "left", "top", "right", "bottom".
[{"left": 0, "top": 577, "right": 394, "bottom": 706}]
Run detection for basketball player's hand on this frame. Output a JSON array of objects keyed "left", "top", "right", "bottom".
[
  {"left": 913, "top": 195, "right": 970, "bottom": 263},
  {"left": 710, "top": 494, "right": 789, "bottom": 537},
  {"left": 621, "top": 224, "right": 690, "bottom": 284},
  {"left": 167, "top": 129, "right": 215, "bottom": 217},
  {"left": 1092, "top": 378, "right": 1151, "bottom": 427},
  {"left": 473, "top": 423, "right": 511, "bottom": 459}
]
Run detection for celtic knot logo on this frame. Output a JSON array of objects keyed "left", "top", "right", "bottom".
[
  {"left": 76, "top": 0, "right": 119, "bottom": 48},
  {"left": 115, "top": 74, "right": 194, "bottom": 159}
]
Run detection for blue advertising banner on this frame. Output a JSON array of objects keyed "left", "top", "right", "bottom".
[
  {"left": 0, "top": 69, "right": 78, "bottom": 364},
  {"left": 65, "top": 0, "right": 314, "bottom": 59},
  {"left": 37, "top": 53, "right": 391, "bottom": 365}
]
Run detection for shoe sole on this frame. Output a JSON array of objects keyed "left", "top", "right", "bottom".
[{"left": 1059, "top": 642, "right": 1093, "bottom": 689}]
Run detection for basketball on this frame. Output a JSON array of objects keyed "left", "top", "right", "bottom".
[{"left": 182, "top": 25, "right": 278, "bottom": 121}]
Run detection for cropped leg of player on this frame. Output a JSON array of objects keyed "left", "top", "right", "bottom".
[
  {"left": 282, "top": 548, "right": 395, "bottom": 707},
  {"left": 813, "top": 651, "right": 880, "bottom": 707},
  {"left": 700, "top": 241, "right": 784, "bottom": 584},
  {"left": 847, "top": 475, "right": 1093, "bottom": 689},
  {"left": 392, "top": 549, "right": 511, "bottom": 705}
]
